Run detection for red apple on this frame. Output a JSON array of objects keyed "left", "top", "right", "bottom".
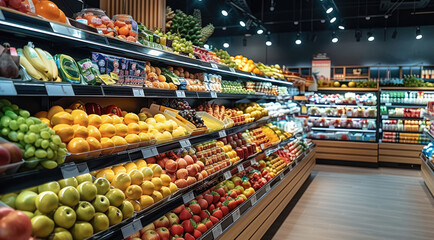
[
  {"left": 186, "top": 165, "right": 198, "bottom": 177},
  {"left": 184, "top": 155, "right": 194, "bottom": 165},
  {"left": 165, "top": 160, "right": 178, "bottom": 173},
  {"left": 155, "top": 227, "right": 170, "bottom": 240},
  {"left": 177, "top": 158, "right": 187, "bottom": 169},
  {"left": 0, "top": 146, "right": 11, "bottom": 166},
  {"left": 125, "top": 232, "right": 141, "bottom": 240},
  {"left": 0, "top": 207, "right": 32, "bottom": 240},
  {"left": 140, "top": 223, "right": 155, "bottom": 235},
  {"left": 165, "top": 213, "right": 179, "bottom": 226},
  {"left": 0, "top": 143, "right": 22, "bottom": 163},
  {"left": 141, "top": 229, "right": 160, "bottom": 240},
  {"left": 153, "top": 216, "right": 169, "bottom": 228}
]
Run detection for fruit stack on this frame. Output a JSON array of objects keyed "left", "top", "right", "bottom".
[
  {"left": 236, "top": 102, "right": 269, "bottom": 121},
  {"left": 193, "top": 140, "right": 232, "bottom": 175},
  {"left": 143, "top": 63, "right": 178, "bottom": 90},
  {"left": 219, "top": 132, "right": 257, "bottom": 161},
  {"left": 262, "top": 154, "right": 287, "bottom": 176},
  {"left": 217, "top": 140, "right": 241, "bottom": 164},
  {"left": 243, "top": 128, "right": 270, "bottom": 151},
  {"left": 0, "top": 100, "right": 68, "bottom": 170},
  {"left": 93, "top": 158, "right": 179, "bottom": 212}
]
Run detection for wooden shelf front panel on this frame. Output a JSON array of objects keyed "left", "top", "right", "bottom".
[
  {"left": 378, "top": 143, "right": 423, "bottom": 165},
  {"left": 421, "top": 159, "right": 434, "bottom": 195},
  {"left": 313, "top": 140, "right": 378, "bottom": 163}
]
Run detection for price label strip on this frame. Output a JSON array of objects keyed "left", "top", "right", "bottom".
[
  {"left": 224, "top": 171, "right": 232, "bottom": 180},
  {"left": 232, "top": 208, "right": 240, "bottom": 222},
  {"left": 382, "top": 115, "right": 389, "bottom": 119},
  {"left": 279, "top": 174, "right": 284, "bottom": 181},
  {"left": 218, "top": 130, "right": 226, "bottom": 138},
  {"left": 265, "top": 184, "right": 271, "bottom": 192},
  {"left": 141, "top": 147, "right": 158, "bottom": 158},
  {"left": 0, "top": 9, "right": 4, "bottom": 21},
  {"left": 132, "top": 219, "right": 143, "bottom": 232},
  {"left": 250, "top": 195, "right": 257, "bottom": 205},
  {"left": 182, "top": 191, "right": 195, "bottom": 204},
  {"left": 229, "top": 68, "right": 236, "bottom": 73},
  {"left": 211, "top": 63, "right": 218, "bottom": 69},
  {"left": 76, "top": 162, "right": 89, "bottom": 175},
  {"left": 133, "top": 88, "right": 145, "bottom": 97},
  {"left": 210, "top": 92, "right": 218, "bottom": 98},
  {"left": 251, "top": 72, "right": 256, "bottom": 76},
  {"left": 385, "top": 103, "right": 392, "bottom": 106},
  {"left": 60, "top": 163, "right": 79, "bottom": 179},
  {"left": 212, "top": 224, "right": 223, "bottom": 239},
  {"left": 179, "top": 139, "right": 191, "bottom": 148},
  {"left": 61, "top": 84, "right": 75, "bottom": 96},
  {"left": 176, "top": 90, "right": 186, "bottom": 98},
  {"left": 121, "top": 223, "right": 136, "bottom": 239},
  {"left": 250, "top": 159, "right": 257, "bottom": 165},
  {"left": 0, "top": 81, "right": 17, "bottom": 96},
  {"left": 237, "top": 164, "right": 244, "bottom": 172}
]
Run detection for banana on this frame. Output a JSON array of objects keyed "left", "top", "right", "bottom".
[
  {"left": 23, "top": 44, "right": 48, "bottom": 75},
  {"left": 35, "top": 48, "right": 53, "bottom": 80},
  {"left": 17, "top": 48, "right": 44, "bottom": 81},
  {"left": 43, "top": 50, "right": 58, "bottom": 80}
]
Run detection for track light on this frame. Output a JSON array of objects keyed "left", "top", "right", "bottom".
[
  {"left": 368, "top": 32, "right": 374, "bottom": 41},
  {"left": 330, "top": 17, "right": 336, "bottom": 23},
  {"left": 295, "top": 33, "right": 301, "bottom": 45},
  {"left": 265, "top": 35, "right": 272, "bottom": 46},
  {"left": 240, "top": 21, "right": 246, "bottom": 27},
  {"left": 355, "top": 30, "right": 362, "bottom": 42},
  {"left": 221, "top": 10, "right": 228, "bottom": 16},
  {"left": 223, "top": 42, "right": 229, "bottom": 48},
  {"left": 392, "top": 29, "right": 397, "bottom": 39},
  {"left": 332, "top": 32, "right": 338, "bottom": 43},
  {"left": 416, "top": 27, "right": 422, "bottom": 39},
  {"left": 326, "top": 7, "right": 333, "bottom": 14},
  {"left": 257, "top": 29, "right": 264, "bottom": 35},
  {"left": 338, "top": 25, "right": 345, "bottom": 30}
]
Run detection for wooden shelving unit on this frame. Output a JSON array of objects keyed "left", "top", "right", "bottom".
[
  {"left": 378, "top": 143, "right": 423, "bottom": 165},
  {"left": 313, "top": 140, "right": 378, "bottom": 163},
  {"left": 420, "top": 154, "right": 434, "bottom": 195},
  {"left": 317, "top": 87, "right": 379, "bottom": 91}
]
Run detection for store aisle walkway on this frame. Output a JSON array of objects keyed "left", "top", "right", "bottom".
[{"left": 266, "top": 164, "right": 434, "bottom": 240}]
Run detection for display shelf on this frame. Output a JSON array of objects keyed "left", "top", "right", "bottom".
[
  {"left": 381, "top": 130, "right": 424, "bottom": 134},
  {"left": 420, "top": 153, "right": 434, "bottom": 195},
  {"left": 425, "top": 129, "right": 434, "bottom": 142},
  {"left": 309, "top": 115, "right": 376, "bottom": 120},
  {"left": 378, "top": 143, "right": 423, "bottom": 165},
  {"left": 381, "top": 115, "right": 425, "bottom": 120},
  {"left": 0, "top": 115, "right": 285, "bottom": 194},
  {"left": 317, "top": 87, "right": 378, "bottom": 91},
  {"left": 311, "top": 127, "right": 376, "bottom": 133},
  {"left": 314, "top": 140, "right": 378, "bottom": 163},
  {"left": 84, "top": 137, "right": 301, "bottom": 240},
  {"left": 305, "top": 104, "right": 376, "bottom": 107},
  {"left": 381, "top": 87, "right": 434, "bottom": 90},
  {"left": 381, "top": 103, "right": 427, "bottom": 108},
  {"left": 0, "top": 7, "right": 293, "bottom": 86}
]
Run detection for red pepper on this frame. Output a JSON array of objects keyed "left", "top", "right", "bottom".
[
  {"left": 85, "top": 103, "right": 102, "bottom": 115},
  {"left": 103, "top": 105, "right": 122, "bottom": 117}
]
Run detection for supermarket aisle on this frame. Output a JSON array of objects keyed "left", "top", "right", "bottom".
[{"left": 265, "top": 165, "right": 434, "bottom": 240}]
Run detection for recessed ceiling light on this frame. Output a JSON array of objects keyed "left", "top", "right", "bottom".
[
  {"left": 330, "top": 17, "right": 336, "bottom": 23},
  {"left": 368, "top": 32, "right": 374, "bottom": 41},
  {"left": 326, "top": 7, "right": 333, "bottom": 14},
  {"left": 257, "top": 29, "right": 264, "bottom": 34},
  {"left": 240, "top": 21, "right": 246, "bottom": 27},
  {"left": 416, "top": 27, "right": 422, "bottom": 39},
  {"left": 221, "top": 10, "right": 228, "bottom": 16},
  {"left": 223, "top": 42, "right": 229, "bottom": 48}
]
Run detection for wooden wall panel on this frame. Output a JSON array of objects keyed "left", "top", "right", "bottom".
[{"left": 100, "top": 0, "right": 166, "bottom": 30}]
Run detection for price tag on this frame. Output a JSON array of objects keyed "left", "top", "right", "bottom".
[
  {"left": 265, "top": 184, "right": 271, "bottom": 192},
  {"left": 121, "top": 223, "right": 136, "bottom": 239},
  {"left": 45, "top": 84, "right": 63, "bottom": 96},
  {"left": 279, "top": 174, "right": 284, "bottom": 181},
  {"left": 265, "top": 149, "right": 274, "bottom": 156},
  {"left": 179, "top": 139, "right": 191, "bottom": 148},
  {"left": 264, "top": 75, "right": 269, "bottom": 79},
  {"left": 260, "top": 143, "right": 265, "bottom": 149},
  {"left": 176, "top": 90, "right": 186, "bottom": 98},
  {"left": 357, "top": 103, "right": 363, "bottom": 107},
  {"left": 232, "top": 208, "right": 240, "bottom": 221},
  {"left": 229, "top": 68, "right": 236, "bottom": 73},
  {"left": 60, "top": 163, "right": 79, "bottom": 179},
  {"left": 182, "top": 191, "right": 195, "bottom": 203},
  {"left": 141, "top": 147, "right": 158, "bottom": 158},
  {"left": 382, "top": 115, "right": 389, "bottom": 119},
  {"left": 385, "top": 103, "right": 392, "bottom": 106},
  {"left": 211, "top": 63, "right": 218, "bottom": 69},
  {"left": 223, "top": 171, "right": 232, "bottom": 180},
  {"left": 210, "top": 92, "right": 217, "bottom": 98},
  {"left": 0, "top": 81, "right": 17, "bottom": 96},
  {"left": 251, "top": 72, "right": 256, "bottom": 76},
  {"left": 271, "top": 77, "right": 276, "bottom": 80},
  {"left": 61, "top": 84, "right": 75, "bottom": 96},
  {"left": 362, "top": 127, "right": 368, "bottom": 130},
  {"left": 212, "top": 224, "right": 223, "bottom": 239},
  {"left": 132, "top": 219, "right": 143, "bottom": 232},
  {"left": 0, "top": 9, "right": 4, "bottom": 20},
  {"left": 76, "top": 162, "right": 89, "bottom": 175},
  {"left": 237, "top": 164, "right": 244, "bottom": 172},
  {"left": 250, "top": 195, "right": 257, "bottom": 205},
  {"left": 218, "top": 130, "right": 226, "bottom": 138},
  {"left": 133, "top": 88, "right": 145, "bottom": 97},
  {"left": 250, "top": 159, "right": 257, "bottom": 165},
  {"left": 329, "top": 126, "right": 335, "bottom": 129}
]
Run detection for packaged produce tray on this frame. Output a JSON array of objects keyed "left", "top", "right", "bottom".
[
  {"left": 152, "top": 104, "right": 207, "bottom": 135},
  {"left": 196, "top": 111, "right": 224, "bottom": 132}
]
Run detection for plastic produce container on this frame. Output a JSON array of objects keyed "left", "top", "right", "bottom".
[{"left": 0, "top": 137, "right": 24, "bottom": 175}]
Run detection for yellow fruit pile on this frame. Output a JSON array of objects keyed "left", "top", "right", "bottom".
[
  {"left": 236, "top": 102, "right": 268, "bottom": 121},
  {"left": 139, "top": 112, "right": 189, "bottom": 141},
  {"left": 93, "top": 159, "right": 178, "bottom": 211},
  {"left": 2, "top": 174, "right": 130, "bottom": 239},
  {"left": 35, "top": 106, "right": 158, "bottom": 158}
]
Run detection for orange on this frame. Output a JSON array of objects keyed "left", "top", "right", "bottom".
[
  {"left": 96, "top": 168, "right": 115, "bottom": 182},
  {"left": 86, "top": 137, "right": 102, "bottom": 156},
  {"left": 125, "top": 185, "right": 142, "bottom": 200},
  {"left": 134, "top": 160, "right": 147, "bottom": 169},
  {"left": 40, "top": 118, "right": 52, "bottom": 128},
  {"left": 100, "top": 137, "right": 115, "bottom": 154},
  {"left": 124, "top": 113, "right": 139, "bottom": 124},
  {"left": 111, "top": 115, "right": 123, "bottom": 124},
  {"left": 71, "top": 110, "right": 89, "bottom": 126},
  {"left": 140, "top": 180, "right": 155, "bottom": 195},
  {"left": 118, "top": 25, "right": 129, "bottom": 36},
  {"left": 88, "top": 125, "right": 101, "bottom": 141},
  {"left": 139, "top": 195, "right": 154, "bottom": 210},
  {"left": 129, "top": 169, "right": 144, "bottom": 185},
  {"left": 101, "top": 115, "right": 113, "bottom": 124},
  {"left": 152, "top": 82, "right": 159, "bottom": 88},
  {"left": 151, "top": 191, "right": 163, "bottom": 202},
  {"left": 138, "top": 122, "right": 149, "bottom": 133},
  {"left": 35, "top": 111, "right": 48, "bottom": 118},
  {"left": 99, "top": 123, "right": 116, "bottom": 138},
  {"left": 111, "top": 136, "right": 128, "bottom": 146},
  {"left": 72, "top": 125, "right": 89, "bottom": 138},
  {"left": 114, "top": 124, "right": 128, "bottom": 137},
  {"left": 88, "top": 114, "right": 103, "bottom": 128},
  {"left": 127, "top": 123, "right": 140, "bottom": 134},
  {"left": 168, "top": 83, "right": 177, "bottom": 90},
  {"left": 47, "top": 105, "right": 64, "bottom": 120},
  {"left": 53, "top": 124, "right": 74, "bottom": 143},
  {"left": 51, "top": 112, "right": 73, "bottom": 126},
  {"left": 162, "top": 82, "right": 170, "bottom": 89},
  {"left": 114, "top": 20, "right": 126, "bottom": 27},
  {"left": 67, "top": 137, "right": 90, "bottom": 153},
  {"left": 125, "top": 134, "right": 140, "bottom": 144},
  {"left": 158, "top": 75, "right": 166, "bottom": 82},
  {"left": 138, "top": 132, "right": 151, "bottom": 142},
  {"left": 112, "top": 172, "right": 131, "bottom": 191}
]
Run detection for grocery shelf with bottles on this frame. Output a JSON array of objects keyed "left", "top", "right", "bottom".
[{"left": 420, "top": 103, "right": 434, "bottom": 195}]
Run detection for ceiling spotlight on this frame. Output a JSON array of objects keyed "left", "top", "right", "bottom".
[
  {"left": 365, "top": 16, "right": 371, "bottom": 20},
  {"left": 355, "top": 30, "right": 362, "bottom": 42},
  {"left": 368, "top": 32, "right": 374, "bottom": 41},
  {"left": 257, "top": 29, "right": 264, "bottom": 34},
  {"left": 326, "top": 7, "right": 333, "bottom": 14},
  {"left": 240, "top": 21, "right": 246, "bottom": 27},
  {"left": 204, "top": 44, "right": 209, "bottom": 49},
  {"left": 266, "top": 35, "right": 272, "bottom": 46},
  {"left": 392, "top": 29, "right": 397, "bottom": 39},
  {"left": 416, "top": 27, "right": 422, "bottom": 39},
  {"left": 332, "top": 32, "right": 338, "bottom": 43},
  {"left": 221, "top": 10, "right": 228, "bottom": 16},
  {"left": 320, "top": 19, "right": 325, "bottom": 23},
  {"left": 223, "top": 42, "right": 229, "bottom": 48},
  {"left": 270, "top": 0, "right": 275, "bottom": 11},
  {"left": 338, "top": 25, "right": 345, "bottom": 30},
  {"left": 294, "top": 21, "right": 299, "bottom": 25},
  {"left": 295, "top": 33, "right": 302, "bottom": 45},
  {"left": 330, "top": 17, "right": 336, "bottom": 23}
]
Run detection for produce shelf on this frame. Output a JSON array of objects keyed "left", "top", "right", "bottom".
[
  {"left": 420, "top": 153, "right": 434, "bottom": 195},
  {"left": 424, "top": 129, "right": 434, "bottom": 142},
  {"left": 0, "top": 115, "right": 286, "bottom": 194},
  {"left": 308, "top": 115, "right": 376, "bottom": 120},
  {"left": 0, "top": 7, "right": 293, "bottom": 86},
  {"left": 381, "top": 103, "right": 427, "bottom": 108},
  {"left": 311, "top": 127, "right": 376, "bottom": 133},
  {"left": 381, "top": 130, "right": 424, "bottom": 134},
  {"left": 381, "top": 115, "right": 425, "bottom": 120},
  {"left": 381, "top": 87, "right": 434, "bottom": 91},
  {"left": 305, "top": 104, "right": 376, "bottom": 107},
  {"left": 317, "top": 87, "right": 379, "bottom": 91}
]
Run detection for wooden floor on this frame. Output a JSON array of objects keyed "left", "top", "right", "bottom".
[{"left": 268, "top": 164, "right": 434, "bottom": 240}]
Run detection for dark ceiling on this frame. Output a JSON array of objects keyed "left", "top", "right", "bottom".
[{"left": 167, "top": 0, "right": 434, "bottom": 36}]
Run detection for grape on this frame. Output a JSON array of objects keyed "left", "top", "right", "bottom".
[
  {"left": 56, "top": 156, "right": 65, "bottom": 164},
  {"left": 35, "top": 149, "right": 47, "bottom": 158},
  {"left": 25, "top": 119, "right": 35, "bottom": 126},
  {"left": 5, "top": 110, "right": 17, "bottom": 120},
  {"left": 24, "top": 147, "right": 35, "bottom": 158},
  {"left": 59, "top": 143, "right": 66, "bottom": 149},
  {"left": 34, "top": 138, "right": 42, "bottom": 148},
  {"left": 40, "top": 131, "right": 50, "bottom": 140},
  {"left": 46, "top": 148, "right": 54, "bottom": 159},
  {"left": 49, "top": 129, "right": 55, "bottom": 135},
  {"left": 41, "top": 160, "right": 57, "bottom": 169},
  {"left": 8, "top": 131, "right": 18, "bottom": 142},
  {"left": 51, "top": 135, "right": 61, "bottom": 145},
  {"left": 29, "top": 117, "right": 41, "bottom": 124},
  {"left": 19, "top": 124, "right": 28, "bottom": 132},
  {"left": 23, "top": 158, "right": 39, "bottom": 169},
  {"left": 29, "top": 125, "right": 39, "bottom": 133},
  {"left": 17, "top": 117, "right": 25, "bottom": 125},
  {"left": 25, "top": 144, "right": 32, "bottom": 150},
  {"left": 9, "top": 120, "right": 18, "bottom": 130},
  {"left": 1, "top": 128, "right": 9, "bottom": 136},
  {"left": 27, "top": 132, "right": 37, "bottom": 143},
  {"left": 41, "top": 140, "right": 49, "bottom": 149},
  {"left": 19, "top": 110, "right": 30, "bottom": 118},
  {"left": 17, "top": 132, "right": 24, "bottom": 141},
  {"left": 49, "top": 142, "right": 58, "bottom": 151},
  {"left": 57, "top": 148, "right": 67, "bottom": 157},
  {"left": 11, "top": 104, "right": 19, "bottom": 111},
  {"left": 38, "top": 123, "right": 47, "bottom": 129},
  {"left": 1, "top": 116, "right": 11, "bottom": 127}
]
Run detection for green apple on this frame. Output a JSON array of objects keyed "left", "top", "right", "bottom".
[
  {"left": 23, "top": 186, "right": 38, "bottom": 193},
  {"left": 106, "top": 206, "right": 123, "bottom": 226},
  {"left": 31, "top": 215, "right": 55, "bottom": 238},
  {"left": 71, "top": 221, "right": 94, "bottom": 240},
  {"left": 54, "top": 206, "right": 76, "bottom": 228},
  {"left": 58, "top": 177, "right": 78, "bottom": 188},
  {"left": 92, "top": 195, "right": 110, "bottom": 212},
  {"left": 49, "top": 227, "right": 73, "bottom": 240},
  {"left": 75, "top": 201, "right": 95, "bottom": 221},
  {"left": 77, "top": 182, "right": 97, "bottom": 201},
  {"left": 119, "top": 200, "right": 134, "bottom": 220},
  {"left": 15, "top": 190, "right": 37, "bottom": 211},
  {"left": 76, "top": 173, "right": 93, "bottom": 184},
  {"left": 91, "top": 212, "right": 109, "bottom": 233},
  {"left": 22, "top": 211, "right": 34, "bottom": 219},
  {"left": 35, "top": 191, "right": 59, "bottom": 214},
  {"left": 94, "top": 178, "right": 110, "bottom": 195},
  {"left": 105, "top": 189, "right": 125, "bottom": 207},
  {"left": 1, "top": 193, "right": 17, "bottom": 208},
  {"left": 58, "top": 186, "right": 80, "bottom": 207},
  {"left": 38, "top": 181, "right": 61, "bottom": 194}
]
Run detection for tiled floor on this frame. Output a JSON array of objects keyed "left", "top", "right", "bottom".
[{"left": 265, "top": 164, "right": 434, "bottom": 240}]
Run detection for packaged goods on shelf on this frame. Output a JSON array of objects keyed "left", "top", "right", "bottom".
[
  {"left": 308, "top": 131, "right": 376, "bottom": 142},
  {"left": 380, "top": 91, "right": 434, "bottom": 104},
  {"left": 380, "top": 107, "right": 425, "bottom": 118},
  {"left": 382, "top": 119, "right": 429, "bottom": 132},
  {"left": 311, "top": 118, "right": 376, "bottom": 129},
  {"left": 308, "top": 92, "right": 377, "bottom": 106},
  {"left": 382, "top": 132, "right": 429, "bottom": 144},
  {"left": 422, "top": 143, "right": 434, "bottom": 163},
  {"left": 260, "top": 102, "right": 299, "bottom": 118},
  {"left": 308, "top": 106, "right": 377, "bottom": 118}
]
